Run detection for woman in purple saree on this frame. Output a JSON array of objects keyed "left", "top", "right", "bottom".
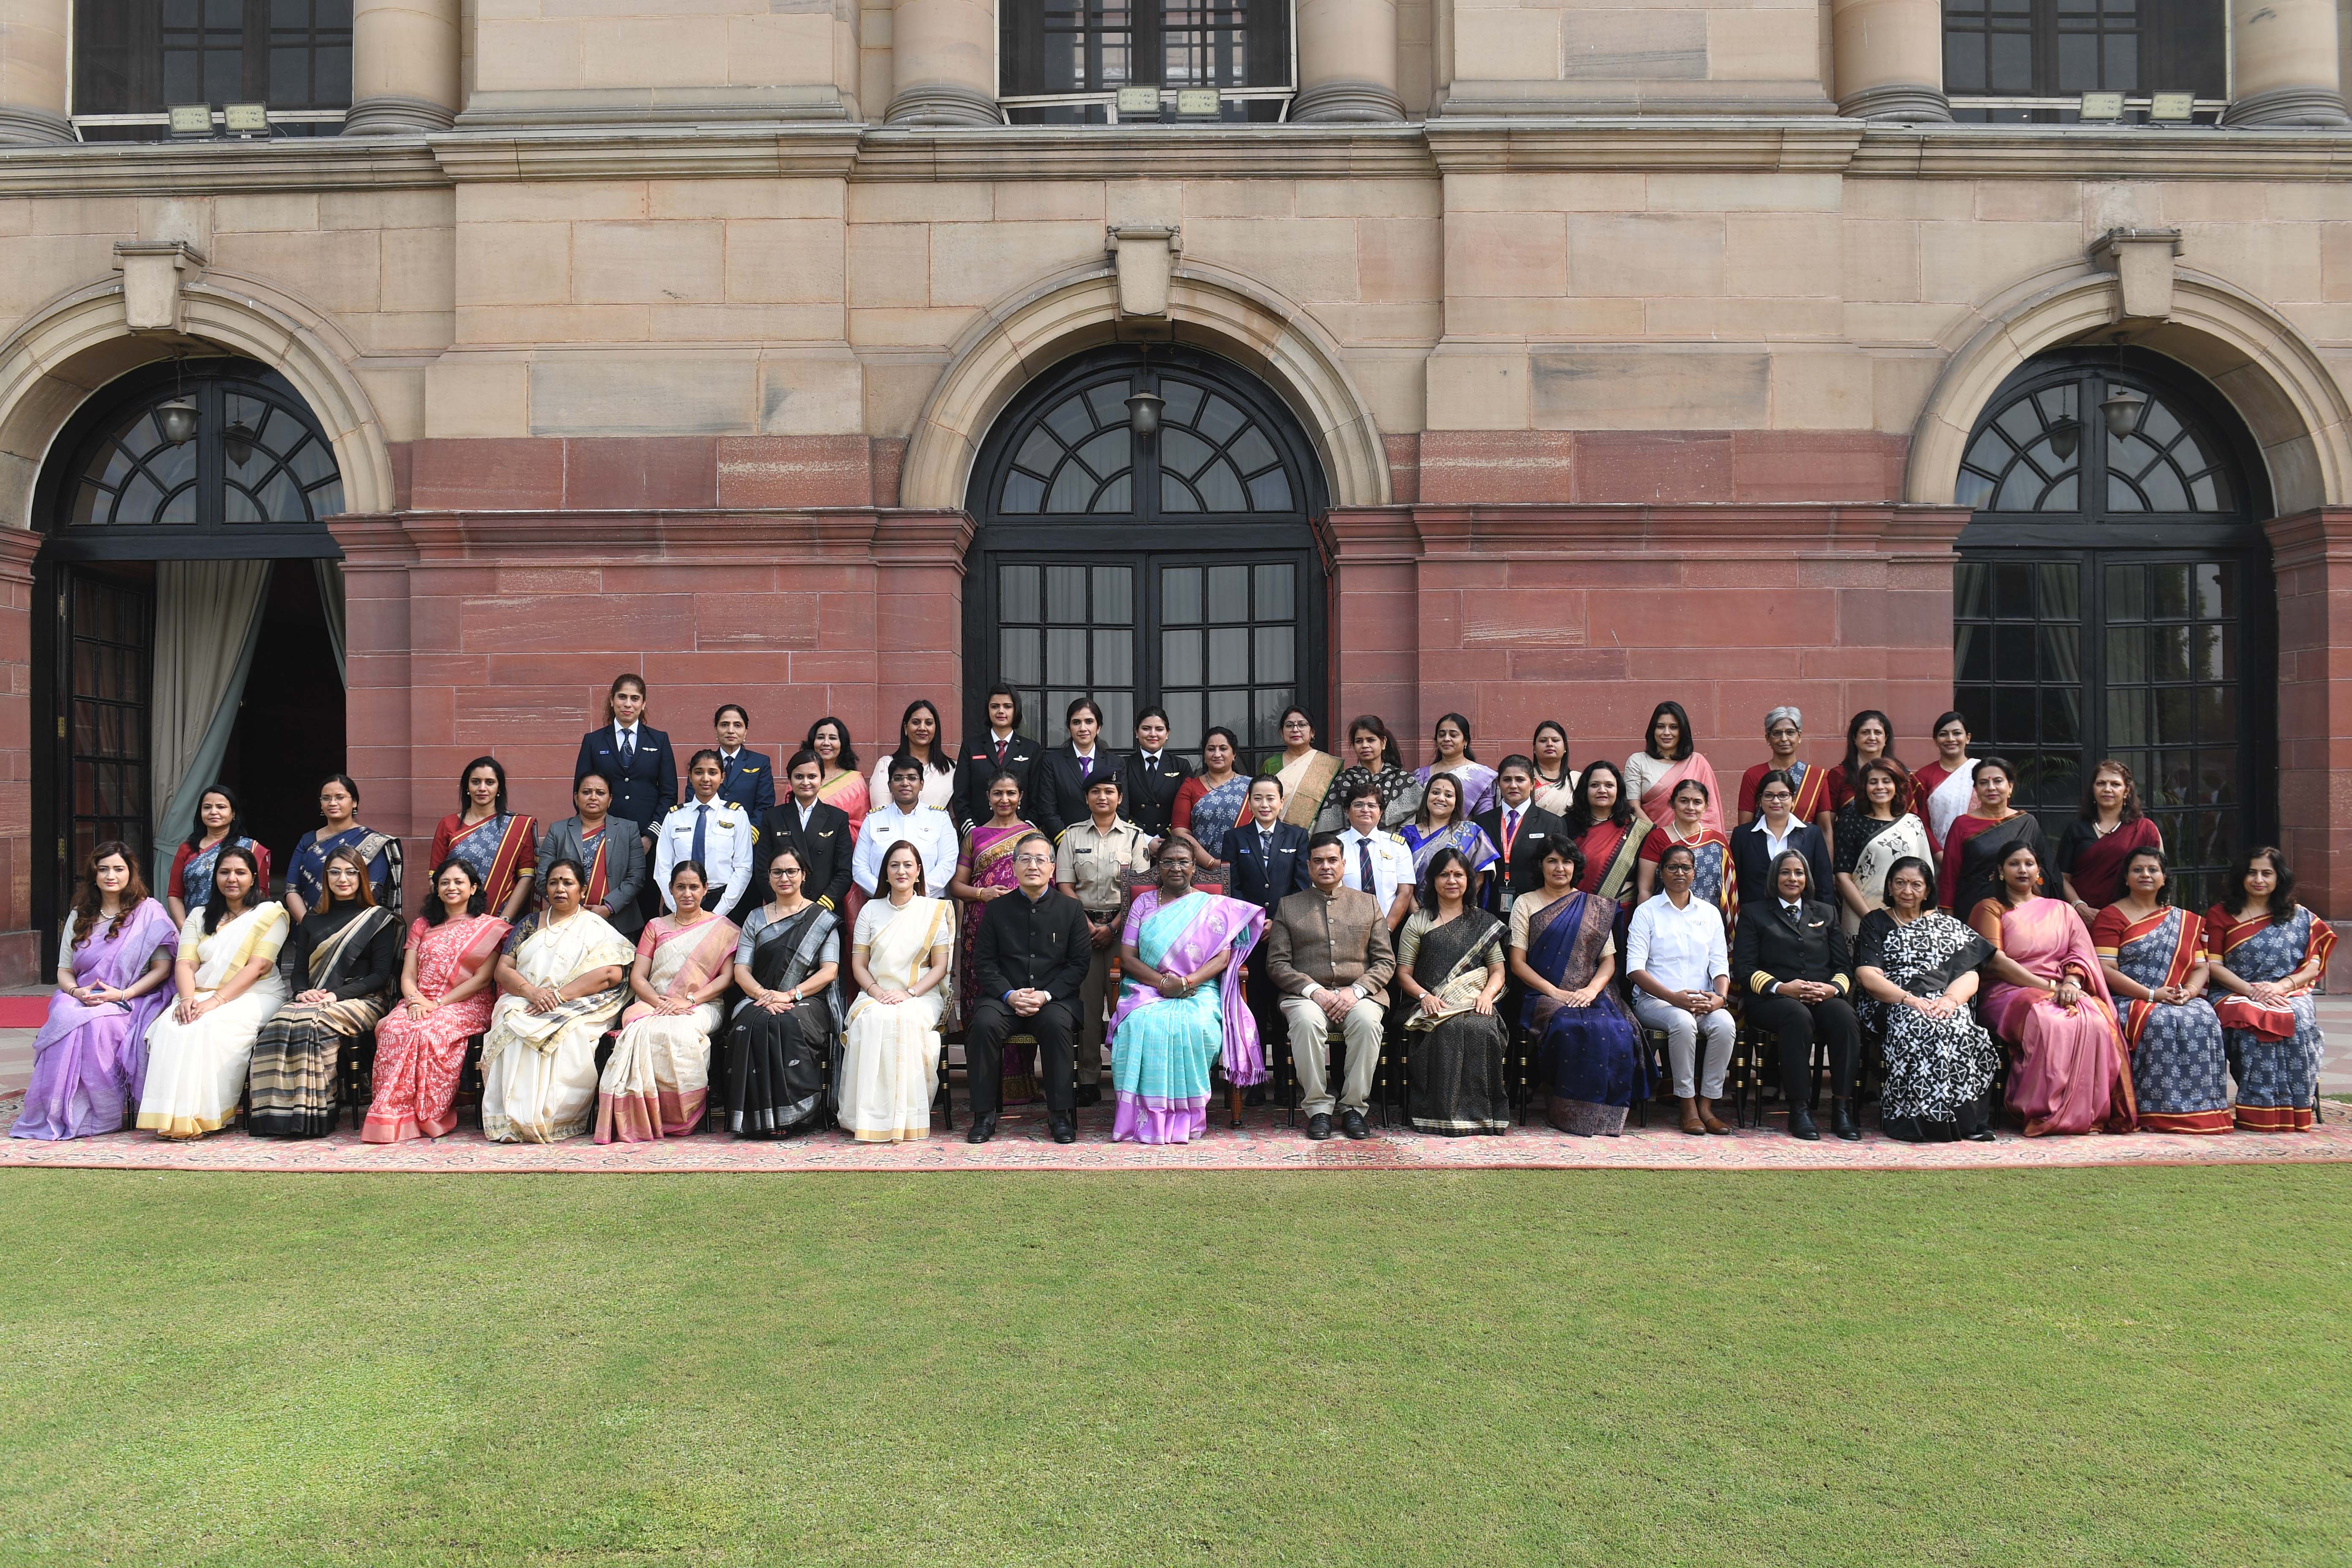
[
  {"left": 1107, "top": 840, "right": 1266, "bottom": 1144},
  {"left": 1969, "top": 839, "right": 2135, "bottom": 1136},
  {"left": 12, "top": 841, "right": 179, "bottom": 1141}
]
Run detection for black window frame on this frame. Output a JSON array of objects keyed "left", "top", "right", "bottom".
[
  {"left": 71, "top": 0, "right": 352, "bottom": 142},
  {"left": 1941, "top": 0, "right": 2226, "bottom": 122},
  {"left": 999, "top": 0, "right": 1295, "bottom": 124}
]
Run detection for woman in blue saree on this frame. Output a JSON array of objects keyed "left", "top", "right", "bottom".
[
  {"left": 1106, "top": 839, "right": 1266, "bottom": 1144},
  {"left": 287, "top": 773, "right": 403, "bottom": 921},
  {"left": 1510, "top": 839, "right": 1644, "bottom": 1135}
]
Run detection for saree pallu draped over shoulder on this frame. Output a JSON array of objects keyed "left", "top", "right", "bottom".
[
  {"left": 479, "top": 910, "right": 634, "bottom": 1143},
  {"left": 11, "top": 899, "right": 179, "bottom": 1141},
  {"left": 138, "top": 904, "right": 291, "bottom": 1139},
  {"left": 1105, "top": 890, "right": 1266, "bottom": 1143},
  {"left": 1268, "top": 749, "right": 1342, "bottom": 832},
  {"left": 363, "top": 914, "right": 510, "bottom": 1143},
  {"left": 598, "top": 911, "right": 740, "bottom": 1143},
  {"left": 839, "top": 896, "right": 950, "bottom": 1142},
  {"left": 2205, "top": 904, "right": 2336, "bottom": 1131},
  {"left": 433, "top": 812, "right": 539, "bottom": 915},
  {"left": 724, "top": 902, "right": 841, "bottom": 1137},
  {"left": 1519, "top": 890, "right": 1643, "bottom": 1136},
  {"left": 1978, "top": 896, "right": 2134, "bottom": 1136},
  {"left": 2092, "top": 904, "right": 2230, "bottom": 1135},
  {"left": 1399, "top": 907, "right": 1511, "bottom": 1136},
  {"left": 248, "top": 905, "right": 399, "bottom": 1138}
]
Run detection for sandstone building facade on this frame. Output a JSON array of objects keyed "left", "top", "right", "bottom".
[{"left": 3, "top": 0, "right": 2351, "bottom": 978}]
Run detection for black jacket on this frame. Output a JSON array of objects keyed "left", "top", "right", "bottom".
[
  {"left": 574, "top": 725, "right": 677, "bottom": 837},
  {"left": 714, "top": 748, "right": 776, "bottom": 817},
  {"left": 951, "top": 733, "right": 1048, "bottom": 830},
  {"left": 974, "top": 885, "right": 1094, "bottom": 1005},
  {"left": 1116, "top": 749, "right": 1195, "bottom": 838},
  {"left": 1731, "top": 896, "right": 1854, "bottom": 1000},
  {"left": 1471, "top": 802, "right": 1569, "bottom": 902},
  {"left": 1034, "top": 747, "right": 1122, "bottom": 841},
  {"left": 1218, "top": 820, "right": 1312, "bottom": 915},
  {"left": 1729, "top": 818, "right": 1834, "bottom": 915},
  {"left": 750, "top": 799, "right": 855, "bottom": 915}
]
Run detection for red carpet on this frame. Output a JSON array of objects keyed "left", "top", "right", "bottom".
[{"left": 0, "top": 997, "right": 48, "bottom": 1028}]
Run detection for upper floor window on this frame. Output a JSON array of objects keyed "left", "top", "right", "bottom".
[
  {"left": 1000, "top": 0, "right": 1293, "bottom": 124},
  {"left": 1943, "top": 0, "right": 2224, "bottom": 123},
  {"left": 72, "top": 0, "right": 352, "bottom": 143}
]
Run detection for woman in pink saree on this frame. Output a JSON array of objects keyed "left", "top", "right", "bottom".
[
  {"left": 1623, "top": 700, "right": 1725, "bottom": 837},
  {"left": 1968, "top": 839, "right": 2135, "bottom": 1136},
  {"left": 1106, "top": 840, "right": 1266, "bottom": 1144},
  {"left": 597, "top": 861, "right": 740, "bottom": 1141},
  {"left": 363, "top": 858, "right": 511, "bottom": 1143}
]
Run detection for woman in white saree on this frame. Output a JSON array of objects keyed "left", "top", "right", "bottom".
[
  {"left": 479, "top": 857, "right": 633, "bottom": 1143},
  {"left": 839, "top": 840, "right": 953, "bottom": 1142},
  {"left": 139, "top": 847, "right": 291, "bottom": 1139}
]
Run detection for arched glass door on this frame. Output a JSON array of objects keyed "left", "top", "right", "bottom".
[
  {"left": 1952, "top": 348, "right": 2274, "bottom": 908},
  {"left": 964, "top": 345, "right": 1328, "bottom": 760}
]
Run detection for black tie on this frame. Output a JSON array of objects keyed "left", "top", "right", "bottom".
[
  {"left": 1359, "top": 838, "right": 1376, "bottom": 898},
  {"left": 620, "top": 729, "right": 634, "bottom": 770},
  {"left": 1782, "top": 903, "right": 1800, "bottom": 925}
]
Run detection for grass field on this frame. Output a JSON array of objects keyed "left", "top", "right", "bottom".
[{"left": 0, "top": 1165, "right": 2345, "bottom": 1568}]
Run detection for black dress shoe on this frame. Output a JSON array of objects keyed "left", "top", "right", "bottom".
[
  {"left": 1073, "top": 1084, "right": 1102, "bottom": 1108},
  {"left": 1339, "top": 1109, "right": 1370, "bottom": 1141},
  {"left": 1305, "top": 1113, "right": 1335, "bottom": 1141},
  {"left": 966, "top": 1112, "right": 998, "bottom": 1145},
  {"left": 1787, "top": 1107, "right": 1821, "bottom": 1141},
  {"left": 1966, "top": 1127, "right": 1998, "bottom": 1143},
  {"left": 1832, "top": 1100, "right": 1861, "bottom": 1141}
]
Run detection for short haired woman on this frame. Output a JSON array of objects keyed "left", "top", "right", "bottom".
[
  {"left": 596, "top": 859, "right": 740, "bottom": 1142},
  {"left": 362, "top": 857, "right": 511, "bottom": 1143},
  {"left": 2092, "top": 846, "right": 2229, "bottom": 1135},
  {"left": 248, "top": 846, "right": 400, "bottom": 1138},
  {"left": 950, "top": 770, "right": 1043, "bottom": 1105},
  {"left": 1969, "top": 841, "right": 2133, "bottom": 1136},
  {"left": 1624, "top": 700, "right": 1724, "bottom": 838},
  {"left": 1853, "top": 855, "right": 1999, "bottom": 1142},
  {"left": 428, "top": 756, "right": 539, "bottom": 921},
  {"left": 2205, "top": 847, "right": 2337, "bottom": 1132},
  {"left": 1737, "top": 706, "right": 1826, "bottom": 824},
  {"left": 11, "top": 842, "right": 177, "bottom": 1141},
  {"left": 2055, "top": 759, "right": 2161, "bottom": 920},
  {"left": 137, "top": 846, "right": 290, "bottom": 1139}
]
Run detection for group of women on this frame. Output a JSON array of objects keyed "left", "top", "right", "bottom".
[{"left": 10, "top": 694, "right": 2336, "bottom": 1149}]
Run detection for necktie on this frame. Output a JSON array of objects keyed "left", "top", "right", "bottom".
[
  {"left": 994, "top": 736, "right": 1007, "bottom": 765},
  {"left": 1504, "top": 808, "right": 1521, "bottom": 860},
  {"left": 1080, "top": 754, "right": 1092, "bottom": 779},
  {"left": 619, "top": 727, "right": 635, "bottom": 770},
  {"left": 1358, "top": 838, "right": 1376, "bottom": 899},
  {"left": 1259, "top": 830, "right": 1271, "bottom": 859},
  {"left": 691, "top": 802, "right": 708, "bottom": 868},
  {"left": 1782, "top": 902, "right": 1800, "bottom": 925}
]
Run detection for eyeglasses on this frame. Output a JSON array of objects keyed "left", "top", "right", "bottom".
[{"left": 1015, "top": 853, "right": 1054, "bottom": 866}]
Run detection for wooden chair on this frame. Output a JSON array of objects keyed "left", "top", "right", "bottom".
[
  {"left": 1633, "top": 1024, "right": 1673, "bottom": 1129},
  {"left": 338, "top": 1029, "right": 379, "bottom": 1131},
  {"left": 456, "top": 1034, "right": 486, "bottom": 1128}
]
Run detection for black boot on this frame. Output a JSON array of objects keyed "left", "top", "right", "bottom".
[
  {"left": 1832, "top": 1099, "right": 1861, "bottom": 1141},
  {"left": 1787, "top": 1106, "right": 1821, "bottom": 1141}
]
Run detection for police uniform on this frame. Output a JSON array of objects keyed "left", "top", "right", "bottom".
[
  {"left": 1054, "top": 815, "right": 1152, "bottom": 1087},
  {"left": 652, "top": 793, "right": 757, "bottom": 915}
]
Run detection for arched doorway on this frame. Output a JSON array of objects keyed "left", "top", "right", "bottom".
[
  {"left": 1951, "top": 347, "right": 2275, "bottom": 908},
  {"left": 30, "top": 357, "right": 349, "bottom": 947},
  {"left": 962, "top": 345, "right": 1329, "bottom": 758}
]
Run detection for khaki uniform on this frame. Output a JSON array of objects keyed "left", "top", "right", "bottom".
[{"left": 1055, "top": 817, "right": 1152, "bottom": 1083}]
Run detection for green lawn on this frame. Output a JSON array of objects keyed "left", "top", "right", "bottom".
[{"left": 0, "top": 1167, "right": 2345, "bottom": 1567}]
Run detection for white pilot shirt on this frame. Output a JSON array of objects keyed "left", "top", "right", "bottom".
[
  {"left": 851, "top": 802, "right": 961, "bottom": 898},
  {"left": 653, "top": 793, "right": 756, "bottom": 912},
  {"left": 1337, "top": 826, "right": 1416, "bottom": 912}
]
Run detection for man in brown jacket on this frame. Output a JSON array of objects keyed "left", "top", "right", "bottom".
[{"left": 1266, "top": 833, "right": 1396, "bottom": 1141}]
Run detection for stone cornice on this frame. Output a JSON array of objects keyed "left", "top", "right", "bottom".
[
  {"left": 332, "top": 508, "right": 969, "bottom": 568},
  {"left": 1398, "top": 503, "right": 1971, "bottom": 558},
  {"left": 1424, "top": 119, "right": 1865, "bottom": 173},
  {"left": 1, "top": 119, "right": 2349, "bottom": 195},
  {"left": 0, "top": 523, "right": 42, "bottom": 582},
  {"left": 2261, "top": 506, "right": 2352, "bottom": 572},
  {"left": 0, "top": 136, "right": 444, "bottom": 198},
  {"left": 1851, "top": 123, "right": 2352, "bottom": 180}
]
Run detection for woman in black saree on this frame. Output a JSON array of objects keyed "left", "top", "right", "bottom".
[{"left": 724, "top": 847, "right": 844, "bottom": 1136}]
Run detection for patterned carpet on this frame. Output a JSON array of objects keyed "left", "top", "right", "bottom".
[{"left": 2, "top": 1092, "right": 2347, "bottom": 1174}]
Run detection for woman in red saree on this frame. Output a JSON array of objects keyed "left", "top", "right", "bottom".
[
  {"left": 1736, "top": 706, "right": 1828, "bottom": 824},
  {"left": 2055, "top": 760, "right": 2161, "bottom": 921},
  {"left": 1623, "top": 700, "right": 1724, "bottom": 838},
  {"left": 428, "top": 756, "right": 539, "bottom": 920},
  {"left": 362, "top": 858, "right": 511, "bottom": 1143},
  {"left": 1970, "top": 839, "right": 2134, "bottom": 1136}
]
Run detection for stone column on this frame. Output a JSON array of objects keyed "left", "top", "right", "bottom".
[
  {"left": 345, "top": 0, "right": 463, "bottom": 134},
  {"left": 0, "top": 0, "right": 73, "bottom": 145},
  {"left": 1829, "top": 0, "right": 1952, "bottom": 121},
  {"left": 886, "top": 0, "right": 999, "bottom": 125},
  {"left": 1293, "top": 0, "right": 1404, "bottom": 121},
  {"left": 2224, "top": 0, "right": 2352, "bottom": 126}
]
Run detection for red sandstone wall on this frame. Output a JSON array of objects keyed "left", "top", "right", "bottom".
[
  {"left": 0, "top": 530, "right": 37, "bottom": 982},
  {"left": 2266, "top": 509, "right": 2352, "bottom": 920}
]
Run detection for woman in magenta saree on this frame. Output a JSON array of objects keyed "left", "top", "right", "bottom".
[
  {"left": 11, "top": 842, "right": 179, "bottom": 1141},
  {"left": 1106, "top": 841, "right": 1266, "bottom": 1144},
  {"left": 1969, "top": 840, "right": 2135, "bottom": 1136}
]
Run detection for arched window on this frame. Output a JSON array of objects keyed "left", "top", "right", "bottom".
[
  {"left": 966, "top": 345, "right": 1326, "bottom": 758},
  {"left": 44, "top": 360, "right": 346, "bottom": 557},
  {"left": 72, "top": 0, "right": 352, "bottom": 141},
  {"left": 1952, "top": 350, "right": 2273, "bottom": 908}
]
